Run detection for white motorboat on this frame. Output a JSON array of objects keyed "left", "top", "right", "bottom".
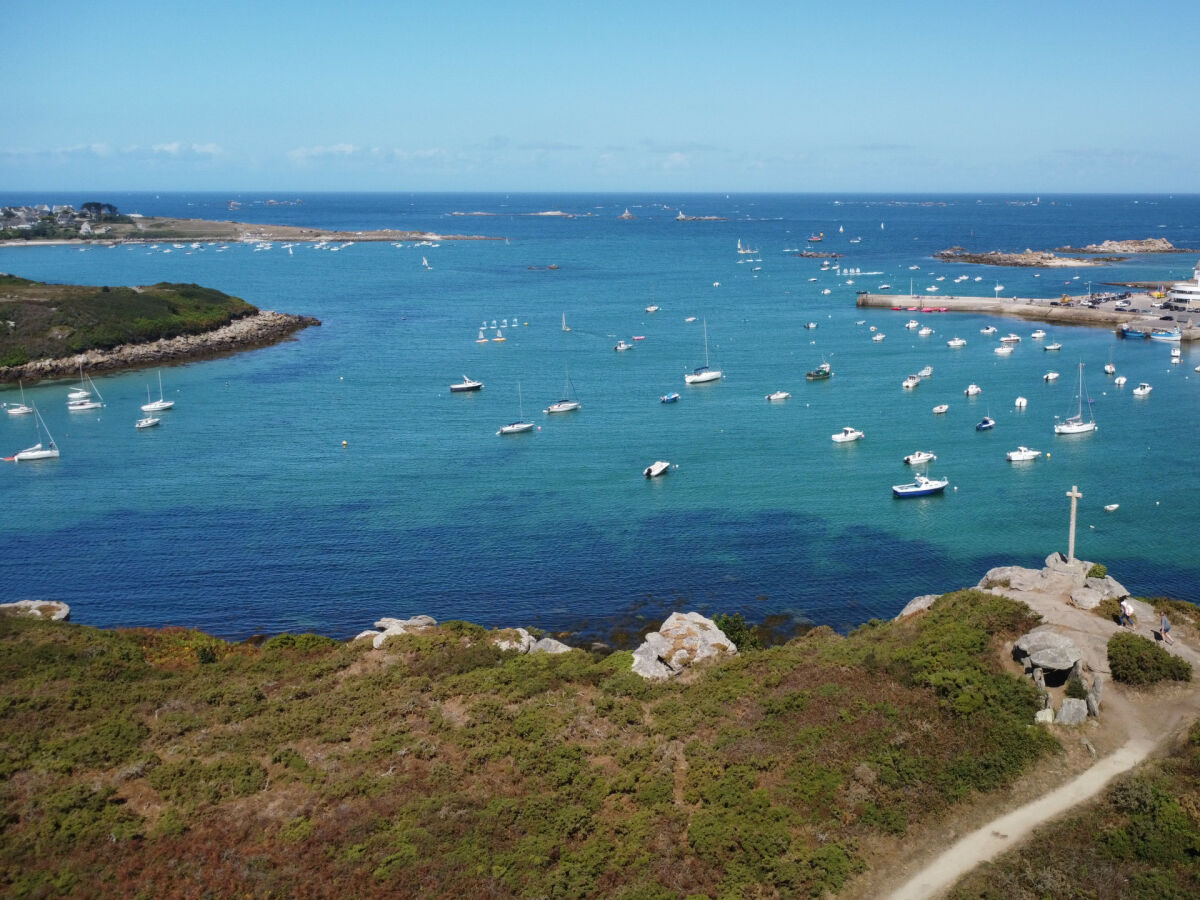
[
  {"left": 902, "top": 375, "right": 921, "bottom": 389},
  {"left": 1132, "top": 382, "right": 1152, "bottom": 397},
  {"left": 765, "top": 390, "right": 791, "bottom": 401},
  {"left": 932, "top": 404, "right": 949, "bottom": 414},
  {"left": 5, "top": 380, "right": 32, "bottom": 416},
  {"left": 643, "top": 460, "right": 671, "bottom": 478},
  {"left": 614, "top": 340, "right": 633, "bottom": 352},
  {"left": 1006, "top": 446, "right": 1041, "bottom": 462},
  {"left": 1000, "top": 333, "right": 1021, "bottom": 343},
  {"left": 141, "top": 371, "right": 175, "bottom": 411},
  {"left": 1054, "top": 363, "right": 1097, "bottom": 435},
  {"left": 135, "top": 415, "right": 160, "bottom": 429},
  {"left": 1114, "top": 375, "right": 1127, "bottom": 386},
  {"left": 1015, "top": 396, "right": 1028, "bottom": 408},
  {"left": 645, "top": 305, "right": 659, "bottom": 313},
  {"left": 1031, "top": 329, "right": 1046, "bottom": 339},
  {"left": 1044, "top": 342, "right": 1062, "bottom": 351},
  {"left": 1104, "top": 503, "right": 1119, "bottom": 512},
  {"left": 892, "top": 473, "right": 949, "bottom": 497},
  {"left": 660, "top": 392, "right": 680, "bottom": 404},
  {"left": 5, "top": 405, "right": 59, "bottom": 462},
  {"left": 964, "top": 384, "right": 982, "bottom": 396},
  {"left": 994, "top": 345, "right": 1013, "bottom": 355},
  {"left": 1104, "top": 362, "right": 1116, "bottom": 374},
  {"left": 804, "top": 321, "right": 818, "bottom": 329},
  {"left": 905, "top": 319, "right": 920, "bottom": 329},
  {"left": 946, "top": 337, "right": 967, "bottom": 348},
  {"left": 497, "top": 383, "right": 534, "bottom": 435},
  {"left": 1043, "top": 371, "right": 1059, "bottom": 381},
  {"left": 684, "top": 320, "right": 722, "bottom": 384},
  {"left": 832, "top": 426, "right": 864, "bottom": 443},
  {"left": 903, "top": 450, "right": 937, "bottom": 465},
  {"left": 544, "top": 368, "right": 581, "bottom": 413},
  {"left": 980, "top": 326, "right": 997, "bottom": 335},
  {"left": 918, "top": 366, "right": 933, "bottom": 377},
  {"left": 450, "top": 375, "right": 483, "bottom": 393},
  {"left": 872, "top": 333, "right": 886, "bottom": 342},
  {"left": 918, "top": 326, "right": 933, "bottom": 336}
]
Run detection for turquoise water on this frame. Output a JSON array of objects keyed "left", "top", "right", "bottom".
[{"left": 2, "top": 193, "right": 1198, "bottom": 641}]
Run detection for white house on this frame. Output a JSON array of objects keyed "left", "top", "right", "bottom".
[{"left": 1168, "top": 259, "right": 1200, "bottom": 311}]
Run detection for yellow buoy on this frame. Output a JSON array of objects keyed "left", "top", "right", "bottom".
[{"left": 342, "top": 441, "right": 348, "bottom": 448}]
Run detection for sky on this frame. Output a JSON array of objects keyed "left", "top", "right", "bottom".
[{"left": 5, "top": 0, "right": 1198, "bottom": 193}]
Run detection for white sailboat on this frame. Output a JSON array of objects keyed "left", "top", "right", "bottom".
[
  {"left": 67, "top": 374, "right": 104, "bottom": 411},
  {"left": 497, "top": 383, "right": 534, "bottom": 435},
  {"left": 684, "top": 319, "right": 722, "bottom": 384},
  {"left": 1053, "top": 362, "right": 1097, "bottom": 435},
  {"left": 544, "top": 368, "right": 581, "bottom": 414},
  {"left": 561, "top": 312, "right": 570, "bottom": 332},
  {"left": 140, "top": 370, "right": 175, "bottom": 412},
  {"left": 5, "top": 380, "right": 33, "bottom": 416},
  {"left": 6, "top": 404, "right": 59, "bottom": 461},
  {"left": 67, "top": 364, "right": 90, "bottom": 401}
]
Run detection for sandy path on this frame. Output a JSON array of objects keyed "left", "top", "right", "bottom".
[{"left": 886, "top": 736, "right": 1155, "bottom": 900}]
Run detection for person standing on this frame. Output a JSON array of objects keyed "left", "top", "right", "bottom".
[
  {"left": 1161, "top": 611, "right": 1175, "bottom": 644},
  {"left": 1120, "top": 598, "right": 1135, "bottom": 629}
]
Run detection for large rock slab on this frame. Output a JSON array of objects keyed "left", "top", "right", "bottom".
[
  {"left": 531, "top": 637, "right": 574, "bottom": 655},
  {"left": 0, "top": 600, "right": 70, "bottom": 621},
  {"left": 356, "top": 614, "right": 438, "bottom": 649},
  {"left": 1085, "top": 575, "right": 1129, "bottom": 601},
  {"left": 1044, "top": 552, "right": 1091, "bottom": 583},
  {"left": 895, "top": 595, "right": 939, "bottom": 620},
  {"left": 1070, "top": 586, "right": 1104, "bottom": 611},
  {"left": 632, "top": 612, "right": 737, "bottom": 681},
  {"left": 492, "top": 627, "right": 537, "bottom": 653},
  {"left": 1056, "top": 698, "right": 1089, "bottom": 726},
  {"left": 1014, "top": 627, "right": 1082, "bottom": 671}
]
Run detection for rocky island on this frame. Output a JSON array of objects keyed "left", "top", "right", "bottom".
[
  {"left": 935, "top": 237, "right": 1196, "bottom": 268},
  {"left": 0, "top": 274, "right": 318, "bottom": 382}
]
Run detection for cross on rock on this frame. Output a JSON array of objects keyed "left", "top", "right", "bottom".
[{"left": 1066, "top": 485, "right": 1083, "bottom": 561}]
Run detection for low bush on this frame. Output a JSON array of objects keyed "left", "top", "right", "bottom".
[
  {"left": 1108, "top": 632, "right": 1192, "bottom": 685},
  {"left": 1087, "top": 563, "right": 1108, "bottom": 579},
  {"left": 714, "top": 612, "right": 761, "bottom": 651}
]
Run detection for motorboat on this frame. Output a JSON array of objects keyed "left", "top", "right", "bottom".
[
  {"left": 1015, "top": 396, "right": 1028, "bottom": 408},
  {"left": 918, "top": 326, "right": 933, "bottom": 336},
  {"left": 1031, "top": 329, "right": 1046, "bottom": 339},
  {"left": 1150, "top": 328, "right": 1182, "bottom": 342},
  {"left": 135, "top": 415, "right": 160, "bottom": 429},
  {"left": 947, "top": 337, "right": 967, "bottom": 348},
  {"left": 903, "top": 450, "right": 937, "bottom": 465},
  {"left": 1115, "top": 375, "right": 1127, "bottom": 386},
  {"left": 905, "top": 319, "right": 920, "bottom": 329},
  {"left": 804, "top": 321, "right": 818, "bottom": 329},
  {"left": 964, "top": 384, "right": 982, "bottom": 396},
  {"left": 1104, "top": 504, "right": 1119, "bottom": 512},
  {"left": 980, "top": 326, "right": 997, "bottom": 335},
  {"left": 614, "top": 340, "right": 633, "bottom": 352},
  {"left": 918, "top": 366, "right": 934, "bottom": 378},
  {"left": 892, "top": 473, "right": 949, "bottom": 497},
  {"left": 1104, "top": 363, "right": 1116, "bottom": 374},
  {"left": 1043, "top": 371, "right": 1059, "bottom": 382},
  {"left": 140, "top": 370, "right": 175, "bottom": 412},
  {"left": 645, "top": 305, "right": 659, "bottom": 313},
  {"left": 932, "top": 404, "right": 949, "bottom": 414},
  {"left": 1006, "top": 446, "right": 1041, "bottom": 462},
  {"left": 832, "top": 426, "right": 864, "bottom": 443},
  {"left": 902, "top": 375, "right": 921, "bottom": 389},
  {"left": 660, "top": 392, "right": 680, "bottom": 404},
  {"left": 1132, "top": 382, "right": 1152, "bottom": 397},
  {"left": 1054, "top": 363, "right": 1097, "bottom": 435},
  {"left": 643, "top": 460, "right": 671, "bottom": 478},
  {"left": 1043, "top": 342, "right": 1062, "bottom": 351},
  {"left": 684, "top": 320, "right": 722, "bottom": 383},
  {"left": 872, "top": 333, "right": 886, "bottom": 342},
  {"left": 976, "top": 416, "right": 995, "bottom": 431},
  {"left": 450, "top": 375, "right": 483, "bottom": 393},
  {"left": 766, "top": 390, "right": 791, "bottom": 401},
  {"left": 994, "top": 345, "right": 1013, "bottom": 355},
  {"left": 1000, "top": 333, "right": 1021, "bottom": 343},
  {"left": 806, "top": 362, "right": 832, "bottom": 381}
]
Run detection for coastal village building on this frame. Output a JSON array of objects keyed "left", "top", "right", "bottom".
[{"left": 1167, "top": 259, "right": 1200, "bottom": 311}]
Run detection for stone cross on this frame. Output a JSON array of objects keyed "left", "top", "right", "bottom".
[{"left": 1066, "top": 485, "right": 1083, "bottom": 561}]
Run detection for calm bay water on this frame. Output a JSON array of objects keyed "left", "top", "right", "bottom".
[{"left": 2, "top": 193, "right": 1199, "bottom": 641}]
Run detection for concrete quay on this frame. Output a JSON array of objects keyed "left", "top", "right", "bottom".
[{"left": 855, "top": 292, "right": 1199, "bottom": 342}]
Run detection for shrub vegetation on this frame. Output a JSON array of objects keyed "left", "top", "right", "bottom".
[
  {"left": 0, "top": 590, "right": 1056, "bottom": 898},
  {"left": 1108, "top": 632, "right": 1192, "bottom": 685}
]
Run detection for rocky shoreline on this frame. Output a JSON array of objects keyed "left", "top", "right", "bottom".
[
  {"left": 0, "top": 309, "right": 320, "bottom": 383},
  {"left": 935, "top": 246, "right": 1112, "bottom": 267}
]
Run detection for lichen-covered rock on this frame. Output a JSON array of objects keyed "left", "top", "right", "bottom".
[
  {"left": 895, "top": 595, "right": 939, "bottom": 619},
  {"left": 1044, "top": 552, "right": 1091, "bottom": 582},
  {"left": 355, "top": 614, "right": 438, "bottom": 649},
  {"left": 1014, "top": 627, "right": 1082, "bottom": 671},
  {"left": 1070, "top": 586, "right": 1104, "bottom": 610},
  {"left": 531, "top": 637, "right": 573, "bottom": 655},
  {"left": 1085, "top": 575, "right": 1129, "bottom": 601},
  {"left": 492, "top": 627, "right": 537, "bottom": 653},
  {"left": 0, "top": 600, "right": 70, "bottom": 621},
  {"left": 1035, "top": 708, "right": 1055, "bottom": 724},
  {"left": 1055, "top": 698, "right": 1089, "bottom": 726},
  {"left": 632, "top": 612, "right": 737, "bottom": 680}
]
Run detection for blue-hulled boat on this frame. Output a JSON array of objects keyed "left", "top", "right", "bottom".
[
  {"left": 976, "top": 416, "right": 995, "bottom": 431},
  {"left": 660, "top": 392, "right": 680, "bottom": 404},
  {"left": 892, "top": 474, "right": 950, "bottom": 498}
]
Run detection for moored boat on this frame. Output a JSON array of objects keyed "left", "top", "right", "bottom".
[
  {"left": 450, "top": 375, "right": 483, "bottom": 393},
  {"left": 903, "top": 450, "right": 937, "bottom": 465},
  {"left": 643, "top": 460, "right": 671, "bottom": 478},
  {"left": 832, "top": 426, "right": 864, "bottom": 443},
  {"left": 765, "top": 390, "right": 791, "bottom": 401},
  {"left": 964, "top": 384, "right": 982, "bottom": 396},
  {"left": 1044, "top": 342, "right": 1062, "bottom": 351},
  {"left": 660, "top": 392, "right": 680, "bottom": 404},
  {"left": 976, "top": 416, "right": 995, "bottom": 431},
  {"left": 902, "top": 375, "right": 920, "bottom": 389},
  {"left": 1132, "top": 382, "right": 1152, "bottom": 397},
  {"left": 932, "top": 404, "right": 949, "bottom": 414},
  {"left": 1006, "top": 446, "right": 1041, "bottom": 462},
  {"left": 947, "top": 336, "right": 966, "bottom": 348},
  {"left": 805, "top": 361, "right": 832, "bottom": 380},
  {"left": 892, "top": 473, "right": 949, "bottom": 497},
  {"left": 1054, "top": 363, "right": 1097, "bottom": 435}
]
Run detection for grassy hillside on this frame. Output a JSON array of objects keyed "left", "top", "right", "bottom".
[
  {"left": 0, "top": 591, "right": 1056, "bottom": 898},
  {"left": 0, "top": 275, "right": 255, "bottom": 367}
]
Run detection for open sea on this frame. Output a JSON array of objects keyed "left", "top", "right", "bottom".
[{"left": 2, "top": 192, "right": 1199, "bottom": 643}]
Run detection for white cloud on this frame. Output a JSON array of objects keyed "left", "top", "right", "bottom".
[{"left": 287, "top": 143, "right": 361, "bottom": 164}]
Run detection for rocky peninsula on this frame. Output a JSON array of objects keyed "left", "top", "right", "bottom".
[{"left": 935, "top": 238, "right": 1195, "bottom": 268}]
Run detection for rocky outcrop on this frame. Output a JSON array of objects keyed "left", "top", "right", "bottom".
[
  {"left": 632, "top": 612, "right": 737, "bottom": 681},
  {"left": 1, "top": 310, "right": 321, "bottom": 383},
  {"left": 1055, "top": 238, "right": 1193, "bottom": 254},
  {"left": 1015, "top": 627, "right": 1082, "bottom": 672},
  {"left": 1055, "top": 698, "right": 1089, "bottom": 726},
  {"left": 356, "top": 615, "right": 438, "bottom": 649},
  {"left": 490, "top": 628, "right": 574, "bottom": 654},
  {"left": 0, "top": 599, "right": 70, "bottom": 621},
  {"left": 895, "top": 594, "right": 940, "bottom": 620},
  {"left": 935, "top": 247, "right": 1106, "bottom": 268}
]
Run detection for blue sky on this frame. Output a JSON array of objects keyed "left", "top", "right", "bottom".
[{"left": 5, "top": 0, "right": 1197, "bottom": 192}]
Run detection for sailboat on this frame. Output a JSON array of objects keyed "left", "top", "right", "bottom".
[
  {"left": 140, "top": 370, "right": 175, "bottom": 412},
  {"left": 67, "top": 374, "right": 104, "bottom": 411},
  {"left": 6, "top": 404, "right": 59, "bottom": 462},
  {"left": 475, "top": 328, "right": 489, "bottom": 344},
  {"left": 67, "top": 364, "right": 90, "bottom": 401},
  {"left": 5, "top": 380, "right": 33, "bottom": 416},
  {"left": 497, "top": 383, "right": 534, "bottom": 434},
  {"left": 684, "top": 319, "right": 722, "bottom": 384},
  {"left": 1054, "top": 362, "right": 1097, "bottom": 435},
  {"left": 544, "top": 368, "right": 581, "bottom": 414},
  {"left": 561, "top": 312, "right": 570, "bottom": 332}
]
